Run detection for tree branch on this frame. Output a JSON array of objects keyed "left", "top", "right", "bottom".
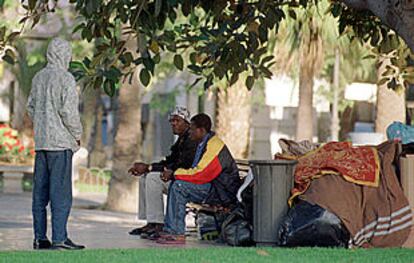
[
  {"left": 342, "top": 0, "right": 414, "bottom": 52},
  {"left": 340, "top": 0, "right": 368, "bottom": 10}
]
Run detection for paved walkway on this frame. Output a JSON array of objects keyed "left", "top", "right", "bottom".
[
  {"left": 1, "top": 193, "right": 413, "bottom": 251},
  {"left": 0, "top": 193, "right": 217, "bottom": 251}
]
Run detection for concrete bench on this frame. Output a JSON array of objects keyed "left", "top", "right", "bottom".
[{"left": 0, "top": 165, "right": 33, "bottom": 193}]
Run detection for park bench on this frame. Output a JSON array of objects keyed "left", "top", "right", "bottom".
[{"left": 187, "top": 159, "right": 251, "bottom": 229}]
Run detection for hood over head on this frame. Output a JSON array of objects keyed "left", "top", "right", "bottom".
[{"left": 46, "top": 38, "right": 72, "bottom": 69}]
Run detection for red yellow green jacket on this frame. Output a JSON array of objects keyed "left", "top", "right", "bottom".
[{"left": 174, "top": 134, "right": 241, "bottom": 205}]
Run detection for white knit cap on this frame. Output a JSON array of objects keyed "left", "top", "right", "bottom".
[{"left": 169, "top": 105, "right": 191, "bottom": 123}]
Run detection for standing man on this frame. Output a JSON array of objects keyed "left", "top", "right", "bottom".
[
  {"left": 128, "top": 106, "right": 197, "bottom": 238},
  {"left": 27, "top": 38, "right": 84, "bottom": 250},
  {"left": 156, "top": 113, "right": 242, "bottom": 244}
]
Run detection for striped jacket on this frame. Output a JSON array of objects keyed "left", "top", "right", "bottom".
[{"left": 174, "top": 134, "right": 242, "bottom": 205}]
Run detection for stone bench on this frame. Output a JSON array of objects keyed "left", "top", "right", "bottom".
[{"left": 0, "top": 165, "right": 33, "bottom": 193}]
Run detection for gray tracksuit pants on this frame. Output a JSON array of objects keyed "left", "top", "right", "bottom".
[{"left": 138, "top": 172, "right": 170, "bottom": 224}]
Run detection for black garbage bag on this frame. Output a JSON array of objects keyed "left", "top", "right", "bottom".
[
  {"left": 196, "top": 210, "right": 226, "bottom": 240},
  {"left": 278, "top": 201, "right": 350, "bottom": 247},
  {"left": 220, "top": 206, "right": 254, "bottom": 246}
]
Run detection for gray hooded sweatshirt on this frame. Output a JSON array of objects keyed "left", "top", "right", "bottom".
[{"left": 27, "top": 38, "right": 82, "bottom": 152}]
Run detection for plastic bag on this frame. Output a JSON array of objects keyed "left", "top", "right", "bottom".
[
  {"left": 196, "top": 211, "right": 223, "bottom": 240},
  {"left": 387, "top": 121, "right": 414, "bottom": 144},
  {"left": 278, "top": 201, "right": 350, "bottom": 247},
  {"left": 220, "top": 206, "right": 253, "bottom": 246}
]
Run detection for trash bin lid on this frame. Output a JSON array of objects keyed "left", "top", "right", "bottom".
[{"left": 249, "top": 160, "right": 297, "bottom": 166}]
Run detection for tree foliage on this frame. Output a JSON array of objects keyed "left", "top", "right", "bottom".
[{"left": 0, "top": 0, "right": 413, "bottom": 96}]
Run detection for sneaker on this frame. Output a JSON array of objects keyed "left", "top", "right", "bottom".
[
  {"left": 156, "top": 234, "right": 186, "bottom": 245},
  {"left": 52, "top": 238, "right": 85, "bottom": 250},
  {"left": 129, "top": 224, "right": 154, "bottom": 236},
  {"left": 33, "top": 239, "right": 52, "bottom": 250},
  {"left": 141, "top": 223, "right": 164, "bottom": 239}
]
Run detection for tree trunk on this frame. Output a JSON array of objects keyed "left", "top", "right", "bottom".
[
  {"left": 80, "top": 87, "right": 104, "bottom": 167},
  {"left": 295, "top": 17, "right": 323, "bottom": 142},
  {"left": 375, "top": 57, "right": 406, "bottom": 137},
  {"left": 105, "top": 67, "right": 141, "bottom": 212},
  {"left": 341, "top": 0, "right": 414, "bottom": 52},
  {"left": 88, "top": 99, "right": 107, "bottom": 168},
  {"left": 330, "top": 48, "right": 340, "bottom": 141},
  {"left": 296, "top": 62, "right": 315, "bottom": 141},
  {"left": 215, "top": 81, "right": 251, "bottom": 159}
]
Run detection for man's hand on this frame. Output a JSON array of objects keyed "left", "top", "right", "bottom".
[
  {"left": 161, "top": 168, "right": 174, "bottom": 182},
  {"left": 128, "top": 162, "right": 150, "bottom": 176}
]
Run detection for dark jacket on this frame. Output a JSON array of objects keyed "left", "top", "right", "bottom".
[
  {"left": 174, "top": 133, "right": 242, "bottom": 205},
  {"left": 151, "top": 129, "right": 197, "bottom": 172}
]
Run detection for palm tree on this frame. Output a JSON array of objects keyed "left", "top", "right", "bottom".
[
  {"left": 375, "top": 57, "right": 405, "bottom": 136},
  {"left": 273, "top": 0, "right": 377, "bottom": 142},
  {"left": 274, "top": 2, "right": 326, "bottom": 141}
]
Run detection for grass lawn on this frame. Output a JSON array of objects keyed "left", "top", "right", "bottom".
[{"left": 0, "top": 247, "right": 413, "bottom": 263}]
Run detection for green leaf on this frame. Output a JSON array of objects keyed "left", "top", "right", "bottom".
[
  {"left": 2, "top": 49, "right": 15, "bottom": 65},
  {"left": 103, "top": 79, "right": 116, "bottom": 97},
  {"left": 246, "top": 76, "right": 255, "bottom": 90},
  {"left": 288, "top": 10, "right": 297, "bottom": 20},
  {"left": 72, "top": 23, "right": 85, "bottom": 34},
  {"left": 189, "top": 77, "right": 202, "bottom": 88},
  {"left": 70, "top": 61, "right": 87, "bottom": 71},
  {"left": 2, "top": 54, "right": 14, "bottom": 65},
  {"left": 331, "top": 4, "right": 342, "bottom": 17},
  {"left": 387, "top": 78, "right": 397, "bottom": 90},
  {"left": 362, "top": 54, "right": 376, "bottom": 60},
  {"left": 6, "top": 31, "right": 20, "bottom": 42},
  {"left": 173, "top": 54, "right": 184, "bottom": 71},
  {"left": 81, "top": 28, "right": 93, "bottom": 42},
  {"left": 155, "top": 0, "right": 162, "bottom": 17},
  {"left": 190, "top": 53, "right": 197, "bottom": 64},
  {"left": 153, "top": 53, "right": 161, "bottom": 64},
  {"left": 94, "top": 76, "right": 103, "bottom": 90},
  {"left": 104, "top": 67, "right": 122, "bottom": 81},
  {"left": 261, "top": 55, "right": 274, "bottom": 65},
  {"left": 188, "top": 64, "right": 202, "bottom": 74},
  {"left": 121, "top": 52, "right": 134, "bottom": 66},
  {"left": 28, "top": 0, "right": 37, "bottom": 10},
  {"left": 229, "top": 73, "right": 239, "bottom": 86},
  {"left": 86, "top": 0, "right": 100, "bottom": 16},
  {"left": 140, "top": 68, "right": 151, "bottom": 87},
  {"left": 0, "top": 0, "right": 5, "bottom": 8},
  {"left": 204, "top": 75, "right": 213, "bottom": 90},
  {"left": 377, "top": 78, "right": 389, "bottom": 86},
  {"left": 143, "top": 58, "right": 155, "bottom": 74},
  {"left": 0, "top": 26, "right": 5, "bottom": 41}
]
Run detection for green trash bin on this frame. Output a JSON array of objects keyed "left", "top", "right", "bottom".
[{"left": 249, "top": 160, "right": 297, "bottom": 246}]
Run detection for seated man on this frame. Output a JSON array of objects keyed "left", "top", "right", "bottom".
[
  {"left": 128, "top": 106, "right": 197, "bottom": 238},
  {"left": 156, "top": 113, "right": 242, "bottom": 244}
]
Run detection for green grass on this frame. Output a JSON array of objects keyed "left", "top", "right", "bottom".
[{"left": 0, "top": 247, "right": 414, "bottom": 263}]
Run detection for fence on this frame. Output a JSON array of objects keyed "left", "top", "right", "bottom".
[{"left": 75, "top": 167, "right": 111, "bottom": 193}]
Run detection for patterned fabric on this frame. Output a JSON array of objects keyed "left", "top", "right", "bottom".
[
  {"left": 386, "top": 121, "right": 414, "bottom": 144},
  {"left": 302, "top": 142, "right": 412, "bottom": 248},
  {"left": 27, "top": 38, "right": 82, "bottom": 152},
  {"left": 277, "top": 142, "right": 380, "bottom": 206},
  {"left": 169, "top": 105, "right": 191, "bottom": 123}
]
